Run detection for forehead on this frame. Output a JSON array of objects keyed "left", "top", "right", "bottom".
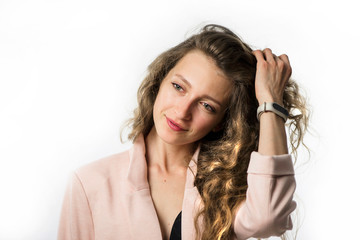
[{"left": 169, "top": 50, "right": 232, "bottom": 103}]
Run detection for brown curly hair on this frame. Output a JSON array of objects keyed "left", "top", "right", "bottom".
[{"left": 124, "top": 24, "right": 309, "bottom": 240}]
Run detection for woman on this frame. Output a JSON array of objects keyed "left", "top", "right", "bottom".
[{"left": 58, "top": 24, "right": 308, "bottom": 240}]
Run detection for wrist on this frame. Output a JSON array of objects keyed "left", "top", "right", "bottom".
[
  {"left": 257, "top": 94, "right": 283, "bottom": 106},
  {"left": 257, "top": 102, "right": 289, "bottom": 122},
  {"left": 258, "top": 111, "right": 285, "bottom": 123},
  {"left": 258, "top": 98, "right": 283, "bottom": 106}
]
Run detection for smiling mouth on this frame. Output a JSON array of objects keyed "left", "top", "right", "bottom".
[{"left": 166, "top": 117, "right": 186, "bottom": 131}]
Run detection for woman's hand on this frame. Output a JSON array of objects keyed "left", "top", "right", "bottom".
[{"left": 252, "top": 48, "right": 292, "bottom": 106}]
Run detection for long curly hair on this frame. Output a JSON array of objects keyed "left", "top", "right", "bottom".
[{"left": 124, "top": 24, "right": 309, "bottom": 240}]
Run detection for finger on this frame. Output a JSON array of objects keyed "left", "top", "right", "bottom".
[
  {"left": 273, "top": 54, "right": 280, "bottom": 63},
  {"left": 263, "top": 48, "right": 275, "bottom": 62},
  {"left": 252, "top": 50, "right": 265, "bottom": 62},
  {"left": 274, "top": 55, "right": 285, "bottom": 67},
  {"left": 278, "top": 54, "right": 292, "bottom": 79},
  {"left": 278, "top": 54, "right": 290, "bottom": 66}
]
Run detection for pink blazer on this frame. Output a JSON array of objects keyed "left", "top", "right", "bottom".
[{"left": 58, "top": 135, "right": 296, "bottom": 240}]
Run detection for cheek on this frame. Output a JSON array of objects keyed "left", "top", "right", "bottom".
[
  {"left": 154, "top": 89, "right": 170, "bottom": 113},
  {"left": 155, "top": 86, "right": 177, "bottom": 109},
  {"left": 193, "top": 114, "right": 219, "bottom": 132}
]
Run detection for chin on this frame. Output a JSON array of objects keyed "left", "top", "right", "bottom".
[
  {"left": 155, "top": 125, "right": 192, "bottom": 146},
  {"left": 159, "top": 131, "right": 189, "bottom": 146}
]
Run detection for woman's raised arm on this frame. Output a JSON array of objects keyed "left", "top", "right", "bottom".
[
  {"left": 233, "top": 49, "right": 296, "bottom": 239},
  {"left": 253, "top": 48, "right": 292, "bottom": 155}
]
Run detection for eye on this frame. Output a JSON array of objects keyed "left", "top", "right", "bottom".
[
  {"left": 201, "top": 102, "right": 216, "bottom": 113},
  {"left": 172, "top": 82, "right": 184, "bottom": 92}
]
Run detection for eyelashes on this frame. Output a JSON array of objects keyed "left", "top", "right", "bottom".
[
  {"left": 171, "top": 82, "right": 216, "bottom": 113},
  {"left": 201, "top": 102, "right": 215, "bottom": 113},
  {"left": 172, "top": 82, "right": 183, "bottom": 92}
]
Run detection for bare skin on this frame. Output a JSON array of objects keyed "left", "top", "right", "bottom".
[{"left": 145, "top": 127, "right": 189, "bottom": 240}]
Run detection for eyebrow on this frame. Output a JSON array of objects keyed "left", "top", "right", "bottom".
[{"left": 174, "top": 74, "right": 223, "bottom": 107}]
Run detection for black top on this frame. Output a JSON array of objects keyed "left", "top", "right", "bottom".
[{"left": 169, "top": 211, "right": 182, "bottom": 240}]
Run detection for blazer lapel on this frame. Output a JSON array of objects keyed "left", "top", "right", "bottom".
[
  {"left": 182, "top": 146, "right": 204, "bottom": 240},
  {"left": 124, "top": 136, "right": 204, "bottom": 240},
  {"left": 124, "top": 135, "right": 162, "bottom": 240}
]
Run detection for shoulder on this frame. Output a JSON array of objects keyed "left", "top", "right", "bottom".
[{"left": 73, "top": 150, "right": 131, "bottom": 192}]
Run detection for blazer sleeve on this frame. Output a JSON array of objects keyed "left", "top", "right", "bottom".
[
  {"left": 58, "top": 172, "right": 95, "bottom": 240},
  {"left": 233, "top": 151, "right": 297, "bottom": 239}
]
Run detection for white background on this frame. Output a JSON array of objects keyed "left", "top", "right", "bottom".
[{"left": 1, "top": 0, "right": 359, "bottom": 239}]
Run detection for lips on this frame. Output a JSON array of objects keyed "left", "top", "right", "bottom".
[{"left": 166, "top": 116, "right": 186, "bottom": 131}]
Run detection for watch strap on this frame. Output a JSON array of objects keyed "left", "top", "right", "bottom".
[{"left": 257, "top": 102, "right": 289, "bottom": 122}]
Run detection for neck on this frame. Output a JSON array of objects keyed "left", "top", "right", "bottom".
[{"left": 145, "top": 127, "right": 196, "bottom": 173}]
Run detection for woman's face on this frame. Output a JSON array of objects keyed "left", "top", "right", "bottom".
[{"left": 153, "top": 50, "right": 232, "bottom": 146}]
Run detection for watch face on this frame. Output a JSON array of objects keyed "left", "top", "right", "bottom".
[{"left": 272, "top": 103, "right": 289, "bottom": 116}]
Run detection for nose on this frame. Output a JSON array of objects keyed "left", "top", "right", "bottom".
[{"left": 174, "top": 98, "right": 192, "bottom": 121}]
